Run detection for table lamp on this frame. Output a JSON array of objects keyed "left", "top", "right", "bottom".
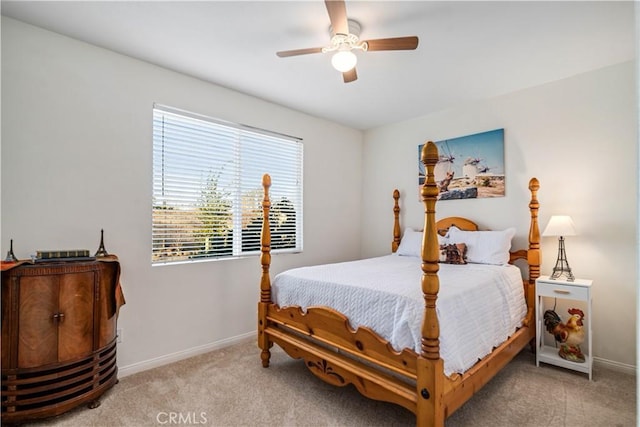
[{"left": 542, "top": 215, "right": 576, "bottom": 281}]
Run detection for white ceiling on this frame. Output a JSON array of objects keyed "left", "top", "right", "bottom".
[{"left": 2, "top": 1, "right": 636, "bottom": 130}]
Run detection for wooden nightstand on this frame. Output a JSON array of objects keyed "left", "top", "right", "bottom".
[{"left": 535, "top": 275, "right": 592, "bottom": 379}]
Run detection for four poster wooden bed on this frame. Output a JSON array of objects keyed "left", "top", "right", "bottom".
[{"left": 258, "top": 141, "right": 541, "bottom": 426}]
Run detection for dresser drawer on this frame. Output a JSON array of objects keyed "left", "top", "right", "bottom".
[{"left": 536, "top": 281, "right": 589, "bottom": 300}]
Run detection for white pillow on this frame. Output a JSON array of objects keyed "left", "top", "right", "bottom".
[
  {"left": 396, "top": 228, "right": 447, "bottom": 257},
  {"left": 446, "top": 226, "right": 516, "bottom": 265},
  {"left": 396, "top": 228, "right": 422, "bottom": 257}
]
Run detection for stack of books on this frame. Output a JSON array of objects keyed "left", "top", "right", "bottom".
[{"left": 34, "top": 250, "right": 95, "bottom": 263}]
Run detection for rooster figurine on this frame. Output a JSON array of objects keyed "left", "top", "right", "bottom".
[{"left": 543, "top": 308, "right": 586, "bottom": 362}]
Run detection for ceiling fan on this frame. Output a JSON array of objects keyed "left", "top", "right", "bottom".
[{"left": 276, "top": 0, "right": 419, "bottom": 83}]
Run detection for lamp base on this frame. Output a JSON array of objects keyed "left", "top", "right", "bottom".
[
  {"left": 550, "top": 236, "right": 574, "bottom": 282},
  {"left": 550, "top": 268, "right": 575, "bottom": 282}
]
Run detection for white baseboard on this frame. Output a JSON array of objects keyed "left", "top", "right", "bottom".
[
  {"left": 116, "top": 332, "right": 636, "bottom": 379},
  {"left": 593, "top": 356, "right": 636, "bottom": 376},
  {"left": 117, "top": 331, "right": 256, "bottom": 378}
]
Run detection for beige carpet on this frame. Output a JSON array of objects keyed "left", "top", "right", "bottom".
[{"left": 29, "top": 339, "right": 635, "bottom": 426}]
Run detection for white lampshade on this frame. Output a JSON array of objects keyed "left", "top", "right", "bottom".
[
  {"left": 331, "top": 50, "right": 357, "bottom": 72},
  {"left": 542, "top": 215, "right": 577, "bottom": 237}
]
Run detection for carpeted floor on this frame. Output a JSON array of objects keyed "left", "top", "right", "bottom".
[{"left": 29, "top": 339, "right": 635, "bottom": 426}]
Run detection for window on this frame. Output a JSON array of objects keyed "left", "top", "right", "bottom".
[{"left": 152, "top": 104, "right": 303, "bottom": 264}]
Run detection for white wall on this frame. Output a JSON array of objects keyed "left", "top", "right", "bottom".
[
  {"left": 362, "top": 61, "right": 638, "bottom": 369},
  {"left": 1, "top": 17, "right": 363, "bottom": 371}
]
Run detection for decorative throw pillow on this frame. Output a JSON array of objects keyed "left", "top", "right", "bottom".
[
  {"left": 439, "top": 243, "right": 467, "bottom": 264},
  {"left": 446, "top": 225, "right": 516, "bottom": 265}
]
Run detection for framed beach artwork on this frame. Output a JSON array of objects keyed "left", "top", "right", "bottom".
[{"left": 418, "top": 129, "right": 505, "bottom": 200}]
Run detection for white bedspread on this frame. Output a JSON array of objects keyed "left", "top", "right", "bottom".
[{"left": 273, "top": 254, "right": 526, "bottom": 376}]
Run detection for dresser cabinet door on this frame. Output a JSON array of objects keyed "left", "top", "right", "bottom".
[
  {"left": 58, "top": 272, "right": 95, "bottom": 361},
  {"left": 18, "top": 275, "right": 59, "bottom": 368}
]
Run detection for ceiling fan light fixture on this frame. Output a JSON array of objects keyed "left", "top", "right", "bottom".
[
  {"left": 275, "top": 1, "right": 419, "bottom": 83},
  {"left": 331, "top": 50, "right": 357, "bottom": 72}
]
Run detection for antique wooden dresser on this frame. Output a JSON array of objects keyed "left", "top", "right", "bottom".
[{"left": 1, "top": 256, "right": 124, "bottom": 423}]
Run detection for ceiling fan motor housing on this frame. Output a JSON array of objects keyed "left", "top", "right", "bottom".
[
  {"left": 325, "top": 19, "right": 367, "bottom": 53},
  {"left": 330, "top": 18, "right": 361, "bottom": 37}
]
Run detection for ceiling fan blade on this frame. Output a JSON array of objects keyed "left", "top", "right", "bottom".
[
  {"left": 365, "top": 36, "right": 419, "bottom": 51},
  {"left": 343, "top": 68, "right": 357, "bottom": 83},
  {"left": 276, "top": 47, "right": 324, "bottom": 58},
  {"left": 325, "top": 0, "right": 348, "bottom": 35}
]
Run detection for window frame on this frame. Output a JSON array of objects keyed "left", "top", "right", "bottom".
[{"left": 152, "top": 104, "right": 303, "bottom": 265}]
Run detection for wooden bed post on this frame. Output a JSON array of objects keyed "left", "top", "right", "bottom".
[
  {"left": 258, "top": 173, "right": 272, "bottom": 368},
  {"left": 525, "top": 178, "right": 541, "bottom": 326},
  {"left": 527, "top": 178, "right": 541, "bottom": 284},
  {"left": 392, "top": 189, "right": 401, "bottom": 253},
  {"left": 416, "top": 142, "right": 445, "bottom": 427}
]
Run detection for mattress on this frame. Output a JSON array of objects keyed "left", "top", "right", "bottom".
[{"left": 272, "top": 254, "right": 527, "bottom": 376}]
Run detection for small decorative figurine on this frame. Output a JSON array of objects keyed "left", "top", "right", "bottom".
[
  {"left": 5, "top": 239, "right": 18, "bottom": 262},
  {"left": 94, "top": 229, "right": 109, "bottom": 257},
  {"left": 544, "top": 308, "right": 586, "bottom": 362}
]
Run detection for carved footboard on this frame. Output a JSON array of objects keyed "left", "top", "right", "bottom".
[{"left": 266, "top": 305, "right": 420, "bottom": 412}]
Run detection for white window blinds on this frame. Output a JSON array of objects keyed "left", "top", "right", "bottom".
[{"left": 152, "top": 104, "right": 303, "bottom": 264}]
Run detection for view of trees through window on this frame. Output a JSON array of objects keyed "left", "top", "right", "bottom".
[
  {"left": 152, "top": 184, "right": 296, "bottom": 261},
  {"left": 152, "top": 105, "right": 302, "bottom": 264}
]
